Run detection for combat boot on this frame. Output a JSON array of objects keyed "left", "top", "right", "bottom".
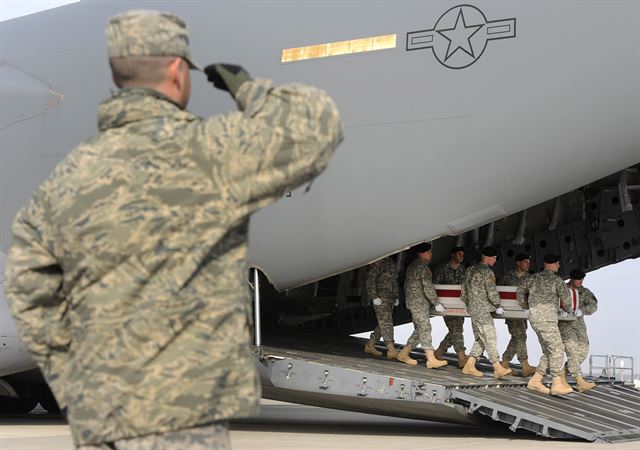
[
  {"left": 527, "top": 371, "right": 550, "bottom": 394},
  {"left": 575, "top": 375, "right": 596, "bottom": 392},
  {"left": 396, "top": 346, "right": 417, "bottom": 366},
  {"left": 551, "top": 376, "right": 574, "bottom": 395},
  {"left": 461, "top": 356, "right": 483, "bottom": 377},
  {"left": 456, "top": 350, "right": 469, "bottom": 369},
  {"left": 363, "top": 338, "right": 383, "bottom": 357},
  {"left": 500, "top": 360, "right": 510, "bottom": 369},
  {"left": 426, "top": 350, "right": 448, "bottom": 369},
  {"left": 386, "top": 343, "right": 399, "bottom": 360},
  {"left": 520, "top": 359, "right": 537, "bottom": 377},
  {"left": 433, "top": 346, "right": 447, "bottom": 361},
  {"left": 493, "top": 362, "right": 512, "bottom": 379}
]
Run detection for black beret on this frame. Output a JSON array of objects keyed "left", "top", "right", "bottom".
[
  {"left": 543, "top": 253, "right": 560, "bottom": 264},
  {"left": 515, "top": 253, "right": 530, "bottom": 262},
  {"left": 570, "top": 268, "right": 586, "bottom": 280},
  {"left": 414, "top": 242, "right": 432, "bottom": 253},
  {"left": 482, "top": 246, "right": 498, "bottom": 257},
  {"left": 450, "top": 246, "right": 465, "bottom": 254}
]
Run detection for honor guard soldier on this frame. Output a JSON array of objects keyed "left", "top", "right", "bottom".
[
  {"left": 499, "top": 253, "right": 536, "bottom": 377},
  {"left": 5, "top": 9, "right": 343, "bottom": 449},
  {"left": 433, "top": 246, "right": 469, "bottom": 368},
  {"left": 364, "top": 256, "right": 400, "bottom": 359},
  {"left": 397, "top": 243, "right": 448, "bottom": 369},
  {"left": 460, "top": 247, "right": 512, "bottom": 379},
  {"left": 517, "top": 254, "right": 573, "bottom": 395}
]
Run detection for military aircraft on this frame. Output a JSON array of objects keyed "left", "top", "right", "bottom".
[{"left": 1, "top": 0, "right": 639, "bottom": 440}]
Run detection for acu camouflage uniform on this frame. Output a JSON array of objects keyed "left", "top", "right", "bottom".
[
  {"left": 460, "top": 263, "right": 501, "bottom": 363},
  {"left": 5, "top": 80, "right": 342, "bottom": 445},
  {"left": 433, "top": 262, "right": 466, "bottom": 352},
  {"left": 366, "top": 257, "right": 399, "bottom": 345},
  {"left": 559, "top": 284, "right": 598, "bottom": 377},
  {"left": 517, "top": 270, "right": 571, "bottom": 377},
  {"left": 404, "top": 258, "right": 439, "bottom": 351},
  {"left": 499, "top": 269, "right": 531, "bottom": 362}
]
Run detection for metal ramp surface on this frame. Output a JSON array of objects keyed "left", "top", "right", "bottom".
[{"left": 257, "top": 333, "right": 640, "bottom": 443}]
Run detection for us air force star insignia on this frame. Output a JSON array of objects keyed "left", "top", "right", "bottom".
[{"left": 406, "top": 4, "right": 516, "bottom": 69}]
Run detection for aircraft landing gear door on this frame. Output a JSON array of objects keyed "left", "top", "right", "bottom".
[{"left": 253, "top": 268, "right": 262, "bottom": 348}]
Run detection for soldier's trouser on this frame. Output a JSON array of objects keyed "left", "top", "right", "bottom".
[
  {"left": 469, "top": 312, "right": 500, "bottom": 363},
  {"left": 406, "top": 308, "right": 434, "bottom": 351},
  {"left": 559, "top": 321, "right": 584, "bottom": 377},
  {"left": 502, "top": 319, "right": 528, "bottom": 361},
  {"left": 76, "top": 421, "right": 230, "bottom": 450},
  {"left": 437, "top": 317, "right": 466, "bottom": 352},
  {"left": 370, "top": 300, "right": 395, "bottom": 344},
  {"left": 531, "top": 320, "right": 565, "bottom": 377}
]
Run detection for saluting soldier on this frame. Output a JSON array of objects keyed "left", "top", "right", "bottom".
[
  {"left": 5, "top": 9, "right": 343, "bottom": 450},
  {"left": 433, "top": 246, "right": 469, "bottom": 368},
  {"left": 397, "top": 243, "right": 448, "bottom": 369},
  {"left": 517, "top": 254, "right": 573, "bottom": 395},
  {"left": 364, "top": 256, "right": 400, "bottom": 359}
]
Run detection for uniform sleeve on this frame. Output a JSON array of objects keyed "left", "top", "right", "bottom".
[
  {"left": 484, "top": 269, "right": 501, "bottom": 307},
  {"left": 421, "top": 270, "right": 439, "bottom": 306},
  {"left": 365, "top": 263, "right": 380, "bottom": 300},
  {"left": 5, "top": 196, "right": 70, "bottom": 406},
  {"left": 207, "top": 79, "right": 343, "bottom": 215},
  {"left": 433, "top": 265, "right": 444, "bottom": 284},
  {"left": 517, "top": 277, "right": 531, "bottom": 309},
  {"left": 581, "top": 287, "right": 598, "bottom": 315},
  {"left": 557, "top": 279, "right": 572, "bottom": 313}
]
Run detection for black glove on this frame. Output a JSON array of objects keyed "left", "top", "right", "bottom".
[{"left": 204, "top": 63, "right": 252, "bottom": 98}]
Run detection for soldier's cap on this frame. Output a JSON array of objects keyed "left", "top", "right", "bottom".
[
  {"left": 570, "top": 268, "right": 586, "bottom": 280},
  {"left": 543, "top": 253, "right": 560, "bottom": 264},
  {"left": 106, "top": 10, "right": 202, "bottom": 71},
  {"left": 450, "top": 246, "right": 465, "bottom": 254},
  {"left": 413, "top": 242, "right": 432, "bottom": 253},
  {"left": 482, "top": 246, "right": 498, "bottom": 257},
  {"left": 515, "top": 253, "right": 530, "bottom": 262}
]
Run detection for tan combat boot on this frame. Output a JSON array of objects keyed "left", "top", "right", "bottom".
[
  {"left": 500, "top": 360, "right": 510, "bottom": 369},
  {"left": 462, "top": 356, "right": 483, "bottom": 377},
  {"left": 386, "top": 343, "right": 399, "bottom": 360},
  {"left": 433, "top": 346, "right": 447, "bottom": 361},
  {"left": 551, "top": 376, "right": 574, "bottom": 395},
  {"left": 363, "top": 338, "right": 383, "bottom": 357},
  {"left": 520, "top": 359, "right": 537, "bottom": 377},
  {"left": 493, "top": 362, "right": 513, "bottom": 379},
  {"left": 575, "top": 375, "right": 596, "bottom": 392},
  {"left": 527, "top": 371, "right": 550, "bottom": 394},
  {"left": 426, "top": 350, "right": 448, "bottom": 369},
  {"left": 396, "top": 345, "right": 417, "bottom": 366},
  {"left": 456, "top": 350, "right": 469, "bottom": 369}
]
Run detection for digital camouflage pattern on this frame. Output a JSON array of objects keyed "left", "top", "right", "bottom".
[
  {"left": 404, "top": 258, "right": 438, "bottom": 351},
  {"left": 433, "top": 262, "right": 466, "bottom": 352},
  {"left": 499, "top": 269, "right": 531, "bottom": 361},
  {"left": 461, "top": 263, "right": 501, "bottom": 363},
  {"left": 106, "top": 10, "right": 200, "bottom": 69},
  {"left": 366, "top": 257, "right": 398, "bottom": 344},
  {"left": 559, "top": 285, "right": 598, "bottom": 376},
  {"left": 517, "top": 270, "right": 571, "bottom": 376},
  {"left": 78, "top": 421, "right": 229, "bottom": 450},
  {"left": 5, "top": 80, "right": 342, "bottom": 446}
]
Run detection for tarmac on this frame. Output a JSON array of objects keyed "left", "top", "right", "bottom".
[{"left": 1, "top": 400, "right": 638, "bottom": 450}]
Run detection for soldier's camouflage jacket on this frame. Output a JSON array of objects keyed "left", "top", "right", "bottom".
[
  {"left": 404, "top": 258, "right": 438, "bottom": 311},
  {"left": 5, "top": 80, "right": 342, "bottom": 445},
  {"left": 516, "top": 270, "right": 571, "bottom": 322},
  {"left": 459, "top": 263, "right": 500, "bottom": 315},
  {"left": 433, "top": 262, "right": 465, "bottom": 285},
  {"left": 366, "top": 257, "right": 398, "bottom": 302},
  {"left": 564, "top": 284, "right": 598, "bottom": 328},
  {"left": 499, "top": 269, "right": 530, "bottom": 287}
]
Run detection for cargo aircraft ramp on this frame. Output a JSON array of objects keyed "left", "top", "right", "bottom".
[{"left": 257, "top": 334, "right": 640, "bottom": 444}]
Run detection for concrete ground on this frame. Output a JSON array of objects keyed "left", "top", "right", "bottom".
[{"left": 0, "top": 400, "right": 637, "bottom": 450}]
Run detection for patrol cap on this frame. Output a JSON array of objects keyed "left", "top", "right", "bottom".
[
  {"left": 570, "top": 268, "right": 586, "bottom": 280},
  {"left": 515, "top": 253, "right": 530, "bottom": 262},
  {"left": 414, "top": 242, "right": 432, "bottom": 253},
  {"left": 482, "top": 246, "right": 498, "bottom": 257},
  {"left": 106, "top": 10, "right": 201, "bottom": 70},
  {"left": 543, "top": 253, "right": 560, "bottom": 264},
  {"left": 450, "top": 246, "right": 465, "bottom": 254}
]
